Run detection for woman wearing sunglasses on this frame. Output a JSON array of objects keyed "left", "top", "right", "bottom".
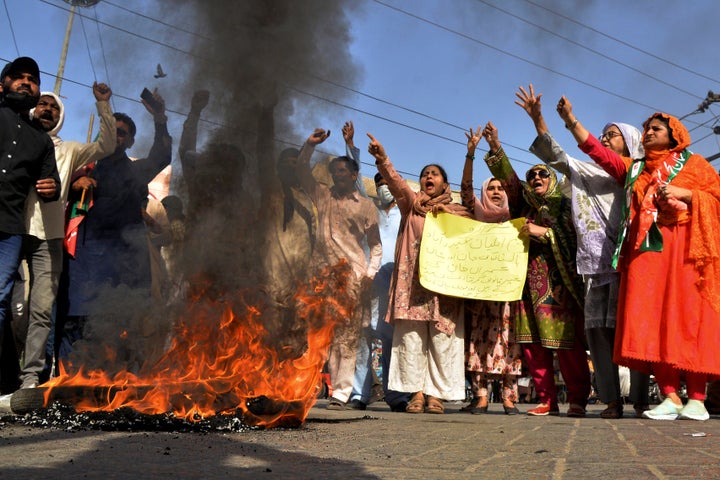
[
  {"left": 481, "top": 122, "right": 590, "bottom": 417},
  {"left": 514, "top": 84, "right": 650, "bottom": 420},
  {"left": 558, "top": 98, "right": 720, "bottom": 422}
]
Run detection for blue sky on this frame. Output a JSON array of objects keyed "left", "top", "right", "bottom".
[{"left": 2, "top": 0, "right": 720, "bottom": 192}]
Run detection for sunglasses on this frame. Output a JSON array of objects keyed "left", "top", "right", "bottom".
[{"left": 526, "top": 170, "right": 551, "bottom": 181}]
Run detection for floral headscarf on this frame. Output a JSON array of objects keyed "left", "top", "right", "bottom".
[
  {"left": 522, "top": 164, "right": 560, "bottom": 218},
  {"left": 522, "top": 164, "right": 582, "bottom": 307}
]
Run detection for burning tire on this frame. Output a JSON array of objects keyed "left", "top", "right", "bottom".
[{"left": 10, "top": 388, "right": 45, "bottom": 414}]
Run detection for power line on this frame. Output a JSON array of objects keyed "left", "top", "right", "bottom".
[
  {"left": 28, "top": 2, "right": 720, "bottom": 165},
  {"left": 33, "top": 1, "right": 534, "bottom": 167},
  {"left": 102, "top": 0, "right": 211, "bottom": 41},
  {"left": 475, "top": 0, "right": 700, "bottom": 99},
  {"left": 91, "top": 4, "right": 114, "bottom": 110},
  {"left": 78, "top": 11, "right": 98, "bottom": 83},
  {"left": 2, "top": 0, "right": 19, "bottom": 56},
  {"left": 522, "top": 0, "right": 720, "bottom": 85},
  {"left": 38, "top": 0, "right": 204, "bottom": 59},
  {"left": 369, "top": 0, "right": 720, "bottom": 153},
  {"left": 371, "top": 0, "right": 662, "bottom": 113}
]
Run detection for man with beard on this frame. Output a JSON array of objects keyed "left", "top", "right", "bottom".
[
  {"left": 0, "top": 57, "right": 60, "bottom": 394},
  {"left": 10, "top": 82, "right": 115, "bottom": 390},
  {"left": 55, "top": 90, "right": 171, "bottom": 368},
  {"left": 296, "top": 126, "right": 381, "bottom": 410}
]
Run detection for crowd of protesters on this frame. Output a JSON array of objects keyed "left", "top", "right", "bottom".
[{"left": 0, "top": 56, "right": 718, "bottom": 422}]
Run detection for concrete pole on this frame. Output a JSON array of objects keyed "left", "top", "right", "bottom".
[{"left": 54, "top": 5, "right": 76, "bottom": 95}]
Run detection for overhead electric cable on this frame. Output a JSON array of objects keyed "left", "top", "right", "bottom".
[
  {"left": 78, "top": 12, "right": 98, "bottom": 82},
  {"left": 2, "top": 0, "right": 19, "bottom": 56},
  {"left": 476, "top": 0, "right": 700, "bottom": 99},
  {"left": 371, "top": 0, "right": 662, "bottom": 112},
  {"left": 522, "top": 0, "right": 720, "bottom": 85}
]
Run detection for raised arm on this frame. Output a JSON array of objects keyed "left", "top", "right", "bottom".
[
  {"left": 481, "top": 122, "right": 523, "bottom": 217},
  {"left": 70, "top": 82, "right": 117, "bottom": 170},
  {"left": 367, "top": 133, "right": 415, "bottom": 214},
  {"left": 515, "top": 84, "right": 548, "bottom": 137},
  {"left": 515, "top": 84, "right": 570, "bottom": 176},
  {"left": 342, "top": 120, "right": 366, "bottom": 196},
  {"left": 557, "top": 96, "right": 628, "bottom": 182},
  {"left": 461, "top": 126, "right": 481, "bottom": 211},
  {"left": 555, "top": 96, "right": 591, "bottom": 145},
  {"left": 178, "top": 90, "right": 209, "bottom": 175},
  {"left": 296, "top": 128, "right": 330, "bottom": 200},
  {"left": 135, "top": 89, "right": 172, "bottom": 184}
]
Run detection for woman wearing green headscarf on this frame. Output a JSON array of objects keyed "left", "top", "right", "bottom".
[{"left": 482, "top": 122, "right": 590, "bottom": 417}]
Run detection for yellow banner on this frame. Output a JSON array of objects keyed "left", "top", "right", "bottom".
[{"left": 419, "top": 213, "right": 529, "bottom": 301}]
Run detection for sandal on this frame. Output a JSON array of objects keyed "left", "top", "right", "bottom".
[
  {"left": 406, "top": 392, "right": 425, "bottom": 414},
  {"left": 600, "top": 400, "right": 623, "bottom": 419},
  {"left": 425, "top": 395, "right": 445, "bottom": 414},
  {"left": 471, "top": 396, "right": 489, "bottom": 414},
  {"left": 503, "top": 403, "right": 520, "bottom": 415}
]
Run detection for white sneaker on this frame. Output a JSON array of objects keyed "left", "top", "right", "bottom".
[
  {"left": 678, "top": 399, "right": 710, "bottom": 421},
  {"left": 642, "top": 398, "right": 682, "bottom": 420},
  {"left": 0, "top": 393, "right": 13, "bottom": 414}
]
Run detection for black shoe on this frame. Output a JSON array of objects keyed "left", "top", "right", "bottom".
[
  {"left": 503, "top": 404, "right": 520, "bottom": 415},
  {"left": 347, "top": 399, "right": 367, "bottom": 410},
  {"left": 326, "top": 398, "right": 345, "bottom": 410},
  {"left": 471, "top": 405, "right": 489, "bottom": 415}
]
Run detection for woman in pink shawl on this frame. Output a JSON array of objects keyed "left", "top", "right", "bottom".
[
  {"left": 367, "top": 133, "right": 473, "bottom": 414},
  {"left": 458, "top": 127, "right": 523, "bottom": 414}
]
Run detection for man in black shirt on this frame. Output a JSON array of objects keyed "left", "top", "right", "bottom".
[{"left": 0, "top": 57, "right": 60, "bottom": 394}]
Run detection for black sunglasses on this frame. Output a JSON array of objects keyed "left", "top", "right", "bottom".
[{"left": 526, "top": 170, "right": 551, "bottom": 181}]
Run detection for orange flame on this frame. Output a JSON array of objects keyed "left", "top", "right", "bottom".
[{"left": 43, "top": 261, "right": 354, "bottom": 428}]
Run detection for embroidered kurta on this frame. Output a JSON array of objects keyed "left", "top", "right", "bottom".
[
  {"left": 375, "top": 157, "right": 467, "bottom": 335},
  {"left": 485, "top": 147, "right": 583, "bottom": 349}
]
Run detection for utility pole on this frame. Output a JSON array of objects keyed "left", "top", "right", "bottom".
[{"left": 55, "top": 0, "right": 101, "bottom": 95}]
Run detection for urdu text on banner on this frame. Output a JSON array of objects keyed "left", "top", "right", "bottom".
[{"left": 419, "top": 213, "right": 529, "bottom": 301}]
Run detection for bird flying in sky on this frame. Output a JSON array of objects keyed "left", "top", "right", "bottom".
[{"left": 154, "top": 63, "right": 166, "bottom": 79}]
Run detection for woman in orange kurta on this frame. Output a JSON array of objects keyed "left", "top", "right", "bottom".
[{"left": 573, "top": 111, "right": 720, "bottom": 421}]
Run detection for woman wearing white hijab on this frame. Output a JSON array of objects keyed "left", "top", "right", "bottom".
[{"left": 516, "top": 84, "right": 650, "bottom": 419}]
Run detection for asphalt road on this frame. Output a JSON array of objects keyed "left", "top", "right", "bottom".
[{"left": 1, "top": 400, "right": 719, "bottom": 479}]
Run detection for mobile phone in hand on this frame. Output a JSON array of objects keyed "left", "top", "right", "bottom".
[{"left": 141, "top": 88, "right": 161, "bottom": 111}]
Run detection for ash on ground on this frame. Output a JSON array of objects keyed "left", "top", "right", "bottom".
[{"left": 0, "top": 402, "right": 264, "bottom": 433}]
